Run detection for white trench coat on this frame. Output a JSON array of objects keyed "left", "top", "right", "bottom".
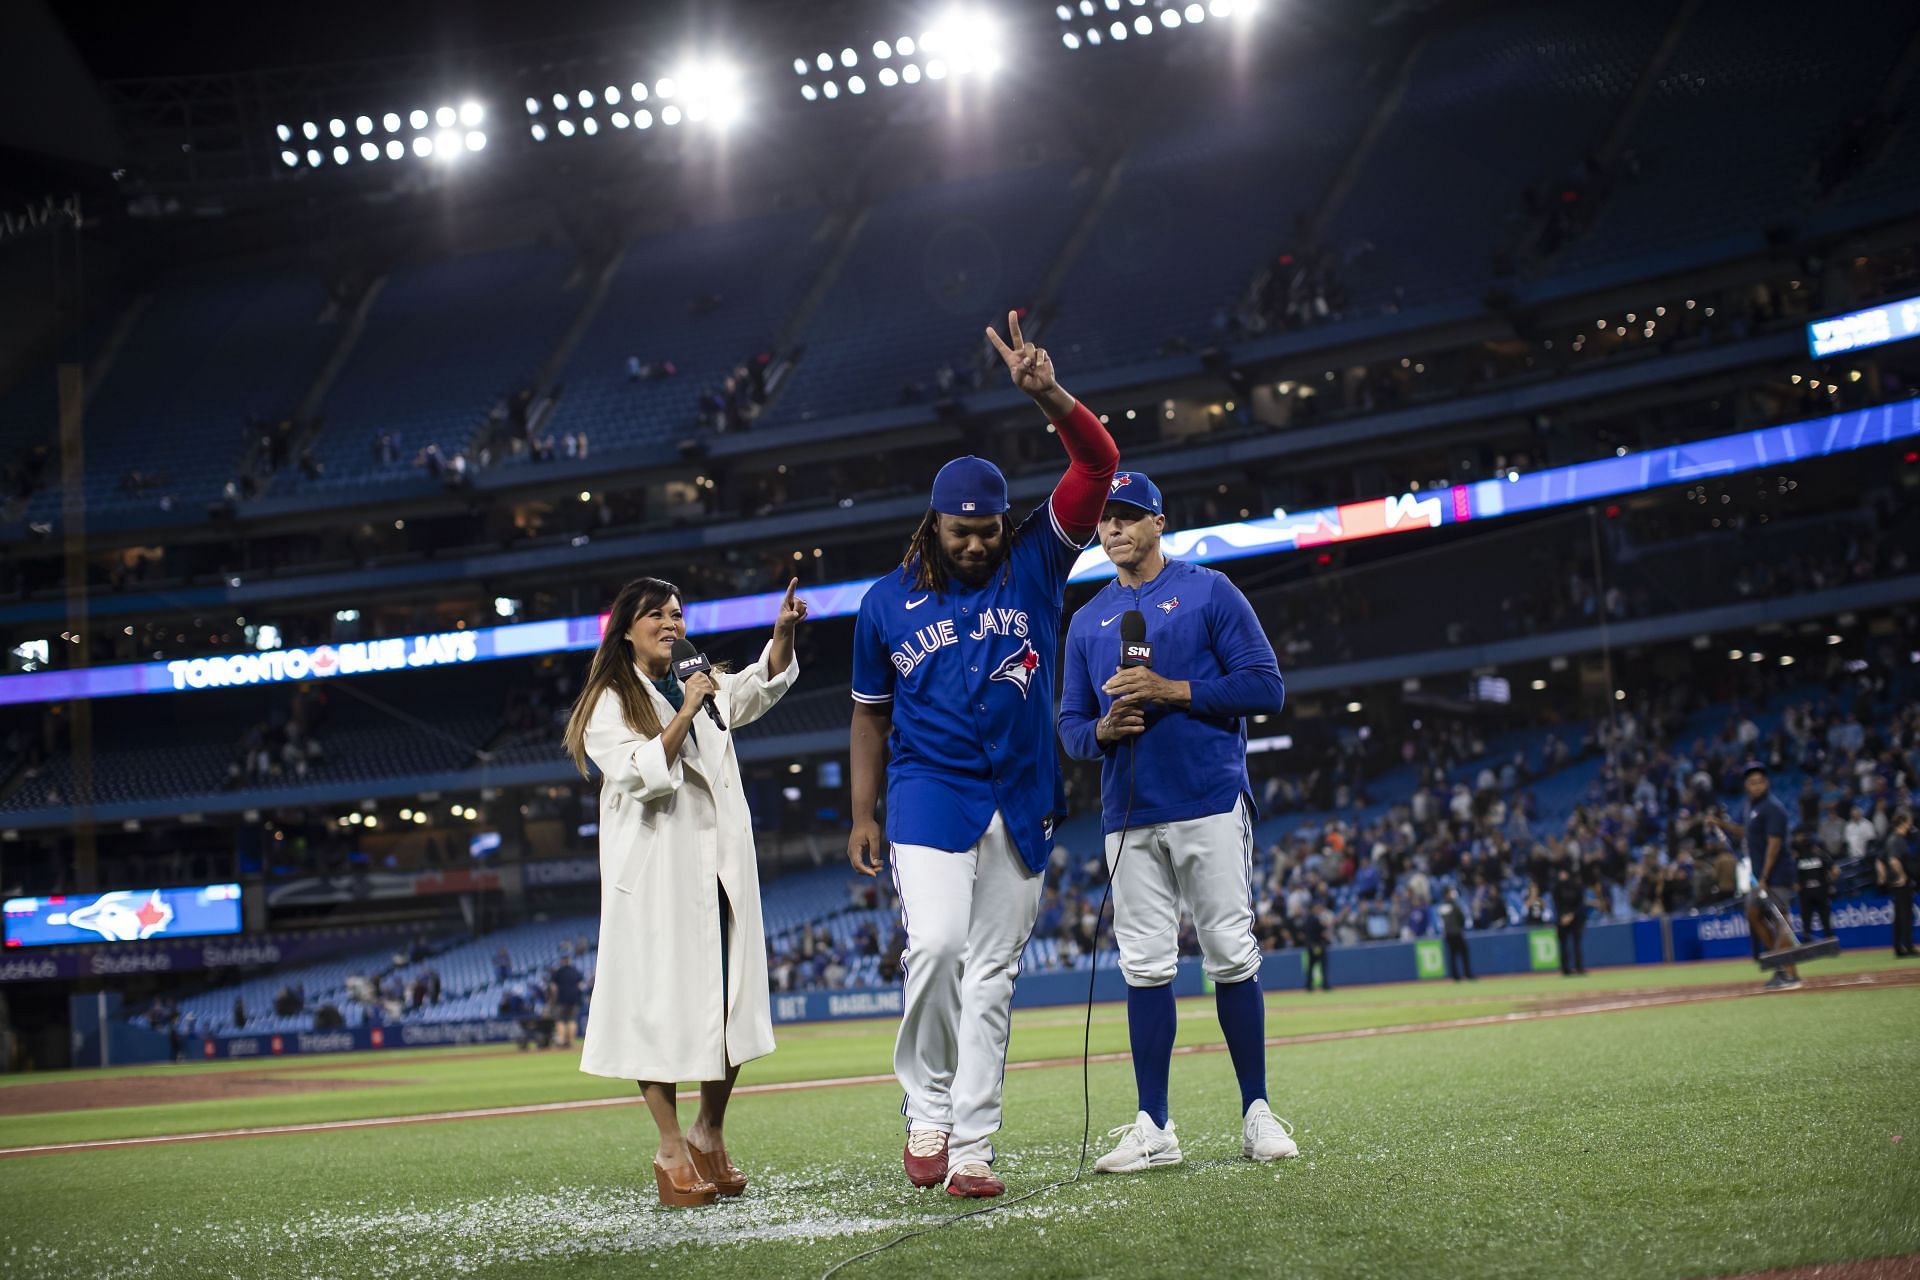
[{"left": 579, "top": 641, "right": 797, "bottom": 1082}]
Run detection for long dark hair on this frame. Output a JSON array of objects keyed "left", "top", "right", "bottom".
[
  {"left": 898, "top": 510, "right": 1016, "bottom": 595},
  {"left": 562, "top": 577, "right": 680, "bottom": 777}
]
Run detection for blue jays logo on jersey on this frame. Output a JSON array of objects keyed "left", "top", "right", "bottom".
[
  {"left": 1157, "top": 597, "right": 1180, "bottom": 613},
  {"left": 991, "top": 639, "right": 1041, "bottom": 698}
]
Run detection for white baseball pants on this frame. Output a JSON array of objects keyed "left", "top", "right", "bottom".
[
  {"left": 1103, "top": 796, "right": 1260, "bottom": 987},
  {"left": 890, "top": 810, "right": 1044, "bottom": 1170}
]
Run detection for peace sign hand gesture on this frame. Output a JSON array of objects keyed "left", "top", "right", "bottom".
[{"left": 985, "top": 310, "right": 1073, "bottom": 417}]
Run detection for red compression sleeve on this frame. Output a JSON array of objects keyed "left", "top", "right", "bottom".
[{"left": 1048, "top": 399, "right": 1119, "bottom": 539}]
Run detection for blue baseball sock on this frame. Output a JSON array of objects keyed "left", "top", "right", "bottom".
[
  {"left": 1126, "top": 982, "right": 1176, "bottom": 1129},
  {"left": 1214, "top": 976, "right": 1267, "bottom": 1114}
]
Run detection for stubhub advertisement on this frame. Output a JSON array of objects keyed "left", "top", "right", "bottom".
[{"left": 3, "top": 883, "right": 244, "bottom": 947}]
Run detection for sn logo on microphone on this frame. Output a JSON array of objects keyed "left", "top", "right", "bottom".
[{"left": 1123, "top": 642, "right": 1152, "bottom": 664}]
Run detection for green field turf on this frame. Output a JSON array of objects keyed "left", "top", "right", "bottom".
[{"left": 1, "top": 957, "right": 1916, "bottom": 1279}]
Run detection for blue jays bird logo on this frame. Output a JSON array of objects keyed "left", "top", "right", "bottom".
[
  {"left": 1157, "top": 597, "right": 1180, "bottom": 613},
  {"left": 1109, "top": 474, "right": 1132, "bottom": 494},
  {"left": 990, "top": 639, "right": 1041, "bottom": 698}
]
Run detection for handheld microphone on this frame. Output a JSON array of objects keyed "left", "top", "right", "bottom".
[
  {"left": 670, "top": 637, "right": 727, "bottom": 731},
  {"left": 1118, "top": 610, "right": 1152, "bottom": 669}
]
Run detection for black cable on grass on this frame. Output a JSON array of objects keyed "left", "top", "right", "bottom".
[{"left": 818, "top": 747, "right": 1136, "bottom": 1280}]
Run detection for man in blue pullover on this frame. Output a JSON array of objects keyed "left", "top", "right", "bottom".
[{"left": 1059, "top": 472, "right": 1297, "bottom": 1173}]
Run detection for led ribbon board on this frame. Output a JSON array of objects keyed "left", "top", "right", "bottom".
[
  {"left": 2, "top": 401, "right": 1913, "bottom": 708},
  {"left": 1807, "top": 293, "right": 1920, "bottom": 359}
]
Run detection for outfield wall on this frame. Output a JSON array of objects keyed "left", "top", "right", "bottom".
[{"left": 76, "top": 898, "right": 1898, "bottom": 1067}]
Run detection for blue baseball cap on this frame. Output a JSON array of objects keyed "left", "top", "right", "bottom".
[
  {"left": 930, "top": 455, "right": 1009, "bottom": 516},
  {"left": 1105, "top": 470, "right": 1163, "bottom": 516}
]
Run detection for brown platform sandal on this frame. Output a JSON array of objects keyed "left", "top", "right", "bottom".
[
  {"left": 687, "top": 1138, "right": 747, "bottom": 1197},
  {"left": 653, "top": 1158, "right": 719, "bottom": 1207}
]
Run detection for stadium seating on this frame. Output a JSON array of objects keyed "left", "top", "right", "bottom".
[
  {"left": 535, "top": 209, "right": 831, "bottom": 455},
  {"left": 771, "top": 165, "right": 1094, "bottom": 424},
  {"left": 1335, "top": 1, "right": 1669, "bottom": 307},
  {"left": 11, "top": 272, "right": 335, "bottom": 528},
  {"left": 294, "top": 246, "right": 578, "bottom": 491},
  {"left": 1558, "top": 0, "right": 1906, "bottom": 273},
  {"left": 1046, "top": 52, "right": 1369, "bottom": 371}
]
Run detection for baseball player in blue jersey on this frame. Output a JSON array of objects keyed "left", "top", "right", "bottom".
[
  {"left": 848, "top": 312, "right": 1118, "bottom": 1199},
  {"left": 1058, "top": 470, "right": 1298, "bottom": 1172}
]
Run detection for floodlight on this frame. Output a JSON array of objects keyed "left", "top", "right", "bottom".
[
  {"left": 434, "top": 105, "right": 455, "bottom": 127},
  {"left": 302, "top": 121, "right": 318, "bottom": 140},
  {"left": 841, "top": 47, "right": 858, "bottom": 66},
  {"left": 1111, "top": 20, "right": 1127, "bottom": 38},
  {"left": 280, "top": 149, "right": 298, "bottom": 166},
  {"left": 581, "top": 116, "right": 598, "bottom": 135},
  {"left": 849, "top": 75, "right": 866, "bottom": 93},
  {"left": 1057, "top": 3, "right": 1071, "bottom": 17},
  {"left": 577, "top": 90, "right": 594, "bottom": 109},
  {"left": 553, "top": 93, "right": 568, "bottom": 110},
  {"left": 328, "top": 118, "right": 346, "bottom": 137},
  {"left": 276, "top": 124, "right": 291, "bottom": 142},
  {"left": 355, "top": 115, "right": 373, "bottom": 134},
  {"left": 873, "top": 40, "right": 892, "bottom": 58},
  {"left": 661, "top": 104, "right": 682, "bottom": 124},
  {"left": 360, "top": 141, "right": 378, "bottom": 160},
  {"left": 409, "top": 109, "right": 428, "bottom": 129},
  {"left": 612, "top": 110, "right": 630, "bottom": 128},
  {"left": 558, "top": 118, "right": 575, "bottom": 136},
  {"left": 1063, "top": 32, "right": 1079, "bottom": 47},
  {"left": 822, "top": 80, "right": 839, "bottom": 98},
  {"left": 1185, "top": 2, "right": 1204, "bottom": 19},
  {"left": 927, "top": 59, "right": 947, "bottom": 79},
  {"left": 530, "top": 123, "right": 547, "bottom": 141},
  {"left": 332, "top": 144, "right": 348, "bottom": 163},
  {"left": 817, "top": 52, "right": 833, "bottom": 70},
  {"left": 793, "top": 57, "right": 809, "bottom": 74},
  {"left": 631, "top": 82, "right": 648, "bottom": 101},
  {"left": 1210, "top": 0, "right": 1232, "bottom": 14},
  {"left": 525, "top": 96, "right": 540, "bottom": 115},
  {"left": 1162, "top": 7, "right": 1180, "bottom": 24},
  {"left": 801, "top": 83, "right": 818, "bottom": 100},
  {"left": 386, "top": 139, "right": 405, "bottom": 158},
  {"left": 655, "top": 77, "right": 676, "bottom": 98},
  {"left": 414, "top": 135, "right": 434, "bottom": 155},
  {"left": 460, "top": 101, "right": 483, "bottom": 126},
  {"left": 384, "top": 113, "right": 401, "bottom": 132},
  {"left": 634, "top": 109, "right": 653, "bottom": 128},
  {"left": 307, "top": 149, "right": 323, "bottom": 166},
  {"left": 466, "top": 131, "right": 486, "bottom": 151},
  {"left": 896, "top": 35, "right": 916, "bottom": 54},
  {"left": 903, "top": 63, "right": 921, "bottom": 82},
  {"left": 878, "top": 67, "right": 898, "bottom": 86},
  {"left": 1135, "top": 14, "right": 1153, "bottom": 33}
]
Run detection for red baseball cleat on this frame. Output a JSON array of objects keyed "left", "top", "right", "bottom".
[
  {"left": 945, "top": 1162, "right": 1005, "bottom": 1198},
  {"left": 903, "top": 1130, "right": 949, "bottom": 1188}
]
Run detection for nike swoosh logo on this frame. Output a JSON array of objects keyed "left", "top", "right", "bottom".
[
  {"left": 1100, "top": 614, "right": 1122, "bottom": 626},
  {"left": 905, "top": 596, "right": 929, "bottom": 610}
]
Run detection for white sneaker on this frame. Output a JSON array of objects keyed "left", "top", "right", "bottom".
[
  {"left": 1242, "top": 1100, "right": 1298, "bottom": 1162},
  {"left": 1094, "top": 1111, "right": 1183, "bottom": 1174}
]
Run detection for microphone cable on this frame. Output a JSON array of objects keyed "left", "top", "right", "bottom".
[{"left": 819, "top": 740, "right": 1138, "bottom": 1279}]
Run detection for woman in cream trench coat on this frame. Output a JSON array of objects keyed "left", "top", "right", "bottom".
[{"left": 564, "top": 575, "right": 806, "bottom": 1205}]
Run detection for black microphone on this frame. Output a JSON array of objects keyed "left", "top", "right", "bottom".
[
  {"left": 670, "top": 637, "right": 727, "bottom": 731},
  {"left": 1119, "top": 610, "right": 1152, "bottom": 669}
]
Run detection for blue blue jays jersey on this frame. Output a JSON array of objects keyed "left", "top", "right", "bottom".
[
  {"left": 1060, "top": 559, "right": 1286, "bottom": 834},
  {"left": 853, "top": 500, "right": 1086, "bottom": 873}
]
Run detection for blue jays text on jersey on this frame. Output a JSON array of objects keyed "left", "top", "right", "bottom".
[{"left": 853, "top": 502, "right": 1085, "bottom": 873}]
